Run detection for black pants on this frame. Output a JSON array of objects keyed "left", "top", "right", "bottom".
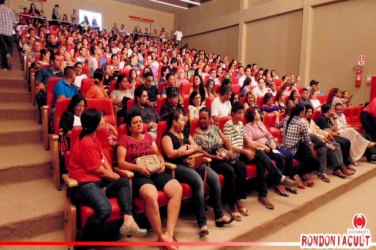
[
  {"left": 360, "top": 111, "right": 376, "bottom": 142},
  {"left": 211, "top": 159, "right": 247, "bottom": 204},
  {"left": 334, "top": 135, "right": 351, "bottom": 165},
  {"left": 0, "top": 34, "right": 13, "bottom": 69},
  {"left": 242, "top": 150, "right": 282, "bottom": 198},
  {"left": 294, "top": 144, "right": 320, "bottom": 178}
]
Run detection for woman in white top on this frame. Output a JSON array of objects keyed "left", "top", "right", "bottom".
[
  {"left": 188, "top": 90, "right": 206, "bottom": 122},
  {"left": 110, "top": 75, "right": 134, "bottom": 114},
  {"left": 309, "top": 90, "right": 322, "bottom": 110}
]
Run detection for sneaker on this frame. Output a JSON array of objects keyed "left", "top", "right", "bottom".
[
  {"left": 258, "top": 197, "right": 274, "bottom": 210},
  {"left": 318, "top": 173, "right": 330, "bottom": 183},
  {"left": 120, "top": 225, "right": 147, "bottom": 238}
]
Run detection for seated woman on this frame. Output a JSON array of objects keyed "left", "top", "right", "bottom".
[
  {"left": 68, "top": 109, "right": 146, "bottom": 240},
  {"left": 86, "top": 69, "right": 109, "bottom": 99},
  {"left": 243, "top": 91, "right": 257, "bottom": 111},
  {"left": 162, "top": 110, "right": 233, "bottom": 237},
  {"left": 334, "top": 103, "right": 376, "bottom": 162},
  {"left": 244, "top": 106, "right": 296, "bottom": 196},
  {"left": 193, "top": 107, "right": 246, "bottom": 220},
  {"left": 281, "top": 103, "right": 320, "bottom": 187},
  {"left": 190, "top": 75, "right": 207, "bottom": 102},
  {"left": 59, "top": 94, "right": 87, "bottom": 144},
  {"left": 260, "top": 92, "right": 279, "bottom": 114},
  {"left": 286, "top": 89, "right": 299, "bottom": 115},
  {"left": 309, "top": 90, "right": 322, "bottom": 110},
  {"left": 327, "top": 88, "right": 350, "bottom": 107},
  {"left": 117, "top": 110, "right": 182, "bottom": 249},
  {"left": 206, "top": 79, "right": 217, "bottom": 98},
  {"left": 276, "top": 90, "right": 287, "bottom": 111},
  {"left": 188, "top": 90, "right": 205, "bottom": 122},
  {"left": 110, "top": 75, "right": 133, "bottom": 115}
]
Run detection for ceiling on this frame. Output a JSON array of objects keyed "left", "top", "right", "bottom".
[{"left": 115, "top": 0, "right": 210, "bottom": 14}]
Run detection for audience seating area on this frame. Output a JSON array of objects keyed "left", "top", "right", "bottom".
[{"left": 15, "top": 11, "right": 370, "bottom": 243}]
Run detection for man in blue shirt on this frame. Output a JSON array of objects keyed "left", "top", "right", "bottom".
[
  {"left": 53, "top": 66, "right": 78, "bottom": 108},
  {"left": 35, "top": 54, "right": 63, "bottom": 107}
]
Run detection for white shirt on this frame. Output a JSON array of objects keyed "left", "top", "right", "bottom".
[
  {"left": 238, "top": 75, "right": 257, "bottom": 87},
  {"left": 73, "top": 115, "right": 81, "bottom": 127},
  {"left": 174, "top": 30, "right": 183, "bottom": 41},
  {"left": 211, "top": 97, "right": 231, "bottom": 117},
  {"left": 252, "top": 87, "right": 270, "bottom": 98},
  {"left": 310, "top": 99, "right": 321, "bottom": 110},
  {"left": 74, "top": 74, "right": 88, "bottom": 88}
]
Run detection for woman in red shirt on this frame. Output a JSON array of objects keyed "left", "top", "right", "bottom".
[{"left": 69, "top": 109, "right": 146, "bottom": 240}]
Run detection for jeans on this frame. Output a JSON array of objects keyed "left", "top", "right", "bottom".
[
  {"left": 175, "top": 164, "right": 223, "bottom": 227},
  {"left": 334, "top": 135, "right": 351, "bottom": 165},
  {"left": 212, "top": 159, "right": 247, "bottom": 205},
  {"left": 267, "top": 148, "right": 294, "bottom": 178},
  {"left": 72, "top": 178, "right": 133, "bottom": 236},
  {"left": 310, "top": 134, "right": 328, "bottom": 173},
  {"left": 0, "top": 34, "right": 13, "bottom": 69},
  {"left": 243, "top": 149, "right": 282, "bottom": 198}
]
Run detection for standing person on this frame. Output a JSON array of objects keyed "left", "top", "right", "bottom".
[
  {"left": 0, "top": 0, "right": 16, "bottom": 70},
  {"left": 51, "top": 4, "right": 59, "bottom": 24},
  {"left": 174, "top": 26, "right": 183, "bottom": 47},
  {"left": 71, "top": 9, "right": 79, "bottom": 24}
]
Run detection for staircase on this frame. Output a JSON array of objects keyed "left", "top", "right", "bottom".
[{"left": 0, "top": 51, "right": 64, "bottom": 241}]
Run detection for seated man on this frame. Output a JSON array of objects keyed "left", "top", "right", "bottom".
[
  {"left": 35, "top": 54, "right": 63, "bottom": 122},
  {"left": 211, "top": 84, "right": 232, "bottom": 125},
  {"left": 143, "top": 72, "right": 160, "bottom": 107},
  {"left": 130, "top": 86, "right": 160, "bottom": 140},
  {"left": 303, "top": 104, "right": 350, "bottom": 180},
  {"left": 316, "top": 103, "right": 355, "bottom": 173},
  {"left": 53, "top": 66, "right": 78, "bottom": 108},
  {"left": 224, "top": 102, "right": 296, "bottom": 210}
]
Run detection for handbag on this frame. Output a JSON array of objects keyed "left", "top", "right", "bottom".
[
  {"left": 135, "top": 155, "right": 161, "bottom": 174},
  {"left": 184, "top": 153, "right": 205, "bottom": 169},
  {"left": 58, "top": 129, "right": 69, "bottom": 154}
]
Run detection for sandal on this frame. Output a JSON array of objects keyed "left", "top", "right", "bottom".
[
  {"left": 285, "top": 186, "right": 298, "bottom": 194},
  {"left": 238, "top": 207, "right": 249, "bottom": 216},
  {"left": 230, "top": 211, "right": 242, "bottom": 221},
  {"left": 302, "top": 178, "right": 314, "bottom": 187},
  {"left": 293, "top": 175, "right": 306, "bottom": 189}
]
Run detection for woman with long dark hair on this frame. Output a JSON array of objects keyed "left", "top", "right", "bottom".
[
  {"left": 281, "top": 103, "right": 319, "bottom": 187},
  {"left": 68, "top": 109, "right": 146, "bottom": 240},
  {"left": 161, "top": 110, "right": 233, "bottom": 237}
]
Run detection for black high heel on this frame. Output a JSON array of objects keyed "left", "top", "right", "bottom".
[{"left": 215, "top": 216, "right": 235, "bottom": 227}]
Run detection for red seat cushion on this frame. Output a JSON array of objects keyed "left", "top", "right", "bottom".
[
  {"left": 245, "top": 164, "right": 257, "bottom": 179},
  {"left": 80, "top": 198, "right": 122, "bottom": 226}
]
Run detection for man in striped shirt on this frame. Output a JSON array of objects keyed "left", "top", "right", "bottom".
[
  {"left": 0, "top": 0, "right": 16, "bottom": 70},
  {"left": 224, "top": 102, "right": 296, "bottom": 211}
]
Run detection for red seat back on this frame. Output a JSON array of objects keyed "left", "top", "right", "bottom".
[
  {"left": 263, "top": 113, "right": 276, "bottom": 129},
  {"left": 54, "top": 98, "right": 71, "bottom": 134},
  {"left": 156, "top": 121, "right": 168, "bottom": 152},
  {"left": 156, "top": 97, "right": 167, "bottom": 114},
  {"left": 313, "top": 110, "right": 322, "bottom": 123},
  {"left": 80, "top": 78, "right": 95, "bottom": 97},
  {"left": 218, "top": 116, "right": 231, "bottom": 131},
  {"left": 127, "top": 99, "right": 136, "bottom": 111},
  {"left": 86, "top": 98, "right": 116, "bottom": 127},
  {"left": 108, "top": 79, "right": 116, "bottom": 96},
  {"left": 257, "top": 96, "right": 264, "bottom": 107},
  {"left": 205, "top": 96, "right": 215, "bottom": 111},
  {"left": 180, "top": 83, "right": 192, "bottom": 96},
  {"left": 46, "top": 77, "right": 62, "bottom": 108},
  {"left": 316, "top": 94, "right": 327, "bottom": 104},
  {"left": 231, "top": 84, "right": 241, "bottom": 94}
]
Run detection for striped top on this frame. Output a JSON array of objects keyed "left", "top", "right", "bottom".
[
  {"left": 0, "top": 5, "right": 16, "bottom": 36},
  {"left": 223, "top": 119, "right": 246, "bottom": 149}
]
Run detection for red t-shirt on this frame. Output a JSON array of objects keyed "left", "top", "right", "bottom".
[
  {"left": 118, "top": 133, "right": 155, "bottom": 164},
  {"left": 69, "top": 135, "right": 104, "bottom": 183}
]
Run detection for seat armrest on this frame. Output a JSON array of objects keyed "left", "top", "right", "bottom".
[
  {"left": 62, "top": 174, "right": 78, "bottom": 188},
  {"left": 41, "top": 105, "right": 49, "bottom": 150},
  {"left": 49, "top": 134, "right": 61, "bottom": 190},
  {"left": 164, "top": 162, "right": 177, "bottom": 170},
  {"left": 114, "top": 168, "right": 134, "bottom": 178}
]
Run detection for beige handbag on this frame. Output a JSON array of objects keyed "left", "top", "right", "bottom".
[
  {"left": 184, "top": 153, "right": 205, "bottom": 169},
  {"left": 135, "top": 155, "right": 161, "bottom": 174}
]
